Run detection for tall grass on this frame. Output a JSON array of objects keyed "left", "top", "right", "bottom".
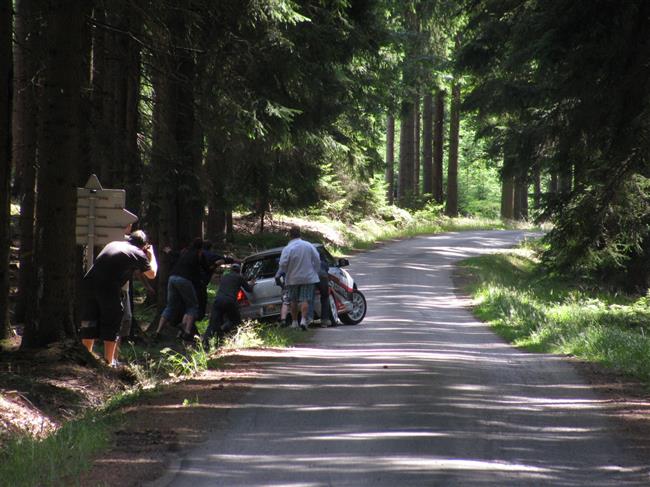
[
  {"left": 461, "top": 250, "right": 650, "bottom": 382},
  {"left": 0, "top": 411, "right": 113, "bottom": 487}
]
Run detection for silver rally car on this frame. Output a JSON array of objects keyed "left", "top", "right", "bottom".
[{"left": 237, "top": 243, "right": 367, "bottom": 325}]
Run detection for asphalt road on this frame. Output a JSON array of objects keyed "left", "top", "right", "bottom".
[{"left": 161, "top": 230, "right": 650, "bottom": 486}]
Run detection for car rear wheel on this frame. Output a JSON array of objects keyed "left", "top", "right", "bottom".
[{"left": 340, "top": 290, "right": 366, "bottom": 325}]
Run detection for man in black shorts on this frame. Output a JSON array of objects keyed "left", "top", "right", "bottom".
[{"left": 79, "top": 230, "right": 158, "bottom": 366}]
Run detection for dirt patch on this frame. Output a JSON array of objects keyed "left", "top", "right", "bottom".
[{"left": 0, "top": 340, "right": 130, "bottom": 445}]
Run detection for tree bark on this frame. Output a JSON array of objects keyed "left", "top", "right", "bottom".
[
  {"left": 433, "top": 89, "right": 445, "bottom": 204},
  {"left": 12, "top": 0, "right": 40, "bottom": 325},
  {"left": 385, "top": 115, "right": 395, "bottom": 205},
  {"left": 23, "top": 0, "right": 90, "bottom": 347},
  {"left": 206, "top": 132, "right": 228, "bottom": 240},
  {"left": 422, "top": 93, "right": 433, "bottom": 196},
  {"left": 445, "top": 80, "right": 460, "bottom": 217},
  {"left": 559, "top": 164, "right": 572, "bottom": 194},
  {"left": 398, "top": 100, "right": 415, "bottom": 206},
  {"left": 0, "top": 0, "right": 13, "bottom": 338},
  {"left": 513, "top": 175, "right": 528, "bottom": 221},
  {"left": 90, "top": 6, "right": 112, "bottom": 184},
  {"left": 501, "top": 175, "right": 515, "bottom": 220},
  {"left": 413, "top": 96, "right": 420, "bottom": 196},
  {"left": 533, "top": 166, "right": 541, "bottom": 210}
]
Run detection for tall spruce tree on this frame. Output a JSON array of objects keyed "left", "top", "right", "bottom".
[{"left": 0, "top": 0, "right": 12, "bottom": 338}]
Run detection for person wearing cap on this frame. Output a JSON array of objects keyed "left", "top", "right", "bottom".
[
  {"left": 202, "top": 263, "right": 255, "bottom": 347},
  {"left": 79, "top": 230, "right": 158, "bottom": 367}
]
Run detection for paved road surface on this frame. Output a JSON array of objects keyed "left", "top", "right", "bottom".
[{"left": 161, "top": 230, "right": 650, "bottom": 486}]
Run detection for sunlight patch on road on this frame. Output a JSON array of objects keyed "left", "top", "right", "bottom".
[
  {"left": 302, "top": 431, "right": 448, "bottom": 441},
  {"left": 200, "top": 453, "right": 554, "bottom": 476}
]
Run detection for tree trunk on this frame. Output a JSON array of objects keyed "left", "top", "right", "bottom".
[
  {"left": 12, "top": 0, "right": 40, "bottom": 325},
  {"left": 173, "top": 14, "right": 202, "bottom": 241},
  {"left": 413, "top": 96, "right": 420, "bottom": 196},
  {"left": 445, "top": 80, "right": 460, "bottom": 217},
  {"left": 422, "top": 93, "right": 433, "bottom": 196},
  {"left": 533, "top": 167, "right": 541, "bottom": 210},
  {"left": 150, "top": 9, "right": 202, "bottom": 311},
  {"left": 23, "top": 0, "right": 90, "bottom": 348},
  {"left": 433, "top": 89, "right": 445, "bottom": 204},
  {"left": 124, "top": 25, "right": 143, "bottom": 216},
  {"left": 150, "top": 40, "right": 177, "bottom": 314},
  {"left": 206, "top": 132, "right": 228, "bottom": 240},
  {"left": 513, "top": 175, "right": 528, "bottom": 221},
  {"left": 90, "top": 6, "right": 112, "bottom": 184},
  {"left": 385, "top": 115, "right": 395, "bottom": 205},
  {"left": 0, "top": 0, "right": 13, "bottom": 338},
  {"left": 226, "top": 210, "right": 233, "bottom": 241},
  {"left": 501, "top": 176, "right": 515, "bottom": 220},
  {"left": 559, "top": 164, "right": 572, "bottom": 194},
  {"left": 549, "top": 172, "right": 559, "bottom": 194},
  {"left": 398, "top": 100, "right": 415, "bottom": 206}
]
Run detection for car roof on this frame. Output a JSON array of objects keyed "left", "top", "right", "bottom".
[{"left": 243, "top": 242, "right": 324, "bottom": 261}]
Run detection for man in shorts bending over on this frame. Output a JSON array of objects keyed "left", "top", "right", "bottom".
[
  {"left": 79, "top": 230, "right": 157, "bottom": 366},
  {"left": 275, "top": 226, "right": 320, "bottom": 330}
]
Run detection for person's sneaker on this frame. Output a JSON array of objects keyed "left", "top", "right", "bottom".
[
  {"left": 299, "top": 320, "right": 309, "bottom": 331},
  {"left": 290, "top": 321, "right": 299, "bottom": 329},
  {"left": 108, "top": 359, "right": 124, "bottom": 368},
  {"left": 320, "top": 319, "right": 332, "bottom": 328}
]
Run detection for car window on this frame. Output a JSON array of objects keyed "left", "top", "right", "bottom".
[
  {"left": 242, "top": 255, "right": 280, "bottom": 280},
  {"left": 318, "top": 247, "right": 337, "bottom": 267}
]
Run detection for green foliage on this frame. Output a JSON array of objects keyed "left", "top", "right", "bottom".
[
  {"left": 159, "top": 343, "right": 209, "bottom": 378},
  {"left": 462, "top": 249, "right": 650, "bottom": 382},
  {"left": 459, "top": 0, "right": 650, "bottom": 286},
  {"left": 0, "top": 412, "right": 112, "bottom": 487},
  {"left": 543, "top": 175, "right": 650, "bottom": 290},
  {"left": 221, "top": 320, "right": 299, "bottom": 349}
]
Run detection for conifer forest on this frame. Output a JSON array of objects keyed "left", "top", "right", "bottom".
[{"left": 1, "top": 0, "right": 650, "bottom": 347}]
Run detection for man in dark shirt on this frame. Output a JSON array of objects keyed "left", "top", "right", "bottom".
[
  {"left": 155, "top": 238, "right": 210, "bottom": 341},
  {"left": 202, "top": 263, "right": 255, "bottom": 347},
  {"left": 196, "top": 240, "right": 236, "bottom": 320},
  {"left": 80, "top": 230, "right": 157, "bottom": 366}
]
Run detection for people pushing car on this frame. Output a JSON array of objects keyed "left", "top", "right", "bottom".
[{"left": 202, "top": 263, "right": 256, "bottom": 347}]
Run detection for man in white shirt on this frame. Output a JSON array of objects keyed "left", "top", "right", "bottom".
[{"left": 276, "top": 226, "right": 320, "bottom": 330}]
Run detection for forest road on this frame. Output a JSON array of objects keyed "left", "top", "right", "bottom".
[{"left": 157, "top": 230, "right": 650, "bottom": 486}]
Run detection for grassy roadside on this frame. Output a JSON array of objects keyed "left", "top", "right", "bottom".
[{"left": 458, "top": 245, "right": 650, "bottom": 383}]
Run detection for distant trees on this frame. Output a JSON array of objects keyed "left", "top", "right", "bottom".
[{"left": 7, "top": 0, "right": 649, "bottom": 349}]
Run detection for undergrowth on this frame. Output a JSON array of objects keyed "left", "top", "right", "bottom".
[{"left": 460, "top": 248, "right": 650, "bottom": 382}]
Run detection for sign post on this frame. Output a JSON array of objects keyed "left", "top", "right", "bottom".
[{"left": 76, "top": 174, "right": 138, "bottom": 271}]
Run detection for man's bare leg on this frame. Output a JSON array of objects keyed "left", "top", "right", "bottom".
[
  {"left": 299, "top": 300, "right": 310, "bottom": 329},
  {"left": 290, "top": 301, "right": 299, "bottom": 327},
  {"left": 154, "top": 316, "right": 169, "bottom": 335},
  {"left": 82, "top": 338, "right": 95, "bottom": 354},
  {"left": 104, "top": 340, "right": 118, "bottom": 365}
]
